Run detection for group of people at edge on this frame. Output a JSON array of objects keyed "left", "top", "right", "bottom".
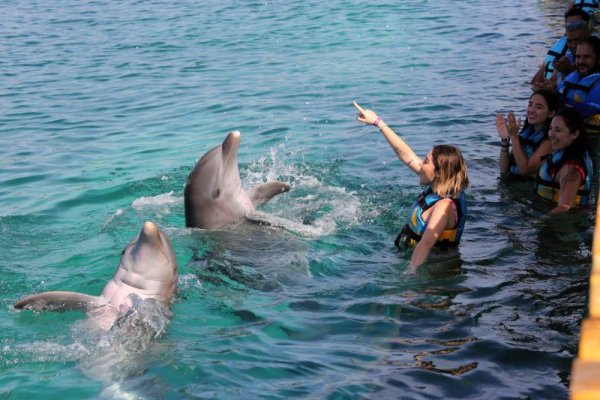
[{"left": 353, "top": 1, "right": 599, "bottom": 271}]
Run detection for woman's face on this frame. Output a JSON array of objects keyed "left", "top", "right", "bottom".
[
  {"left": 548, "top": 116, "right": 579, "bottom": 151},
  {"left": 527, "top": 93, "right": 552, "bottom": 127},
  {"left": 419, "top": 150, "right": 437, "bottom": 185}
]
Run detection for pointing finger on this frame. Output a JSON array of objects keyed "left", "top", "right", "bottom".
[{"left": 353, "top": 101, "right": 365, "bottom": 114}]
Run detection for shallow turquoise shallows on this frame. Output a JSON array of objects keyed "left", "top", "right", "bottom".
[{"left": 0, "top": 1, "right": 594, "bottom": 399}]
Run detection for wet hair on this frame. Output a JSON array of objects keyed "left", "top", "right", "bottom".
[
  {"left": 551, "top": 107, "right": 591, "bottom": 167},
  {"left": 565, "top": 7, "right": 590, "bottom": 23},
  {"left": 521, "top": 89, "right": 563, "bottom": 137},
  {"left": 577, "top": 36, "right": 600, "bottom": 58},
  {"left": 431, "top": 145, "right": 469, "bottom": 198}
]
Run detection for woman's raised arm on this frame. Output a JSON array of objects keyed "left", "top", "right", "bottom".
[{"left": 354, "top": 101, "right": 422, "bottom": 174}]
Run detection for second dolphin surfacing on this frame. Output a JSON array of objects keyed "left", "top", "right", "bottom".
[
  {"left": 184, "top": 131, "right": 290, "bottom": 229},
  {"left": 14, "top": 221, "right": 178, "bottom": 331}
]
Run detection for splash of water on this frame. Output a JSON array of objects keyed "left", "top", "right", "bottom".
[
  {"left": 244, "top": 143, "right": 364, "bottom": 237},
  {"left": 131, "top": 191, "right": 181, "bottom": 210}
]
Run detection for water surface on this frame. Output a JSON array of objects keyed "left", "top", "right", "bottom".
[{"left": 0, "top": 1, "right": 592, "bottom": 399}]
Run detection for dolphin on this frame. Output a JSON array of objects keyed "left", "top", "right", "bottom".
[
  {"left": 14, "top": 221, "right": 178, "bottom": 331},
  {"left": 184, "top": 131, "right": 290, "bottom": 229}
]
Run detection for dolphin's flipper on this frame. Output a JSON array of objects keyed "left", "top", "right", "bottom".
[
  {"left": 247, "top": 181, "right": 290, "bottom": 207},
  {"left": 245, "top": 210, "right": 321, "bottom": 237},
  {"left": 14, "top": 291, "right": 104, "bottom": 312}
]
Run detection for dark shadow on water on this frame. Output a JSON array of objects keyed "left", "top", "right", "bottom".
[{"left": 534, "top": 210, "right": 593, "bottom": 266}]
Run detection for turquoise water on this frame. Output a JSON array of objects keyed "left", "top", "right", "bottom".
[{"left": 0, "top": 0, "right": 594, "bottom": 398}]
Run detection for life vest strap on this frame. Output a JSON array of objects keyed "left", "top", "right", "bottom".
[
  {"left": 395, "top": 224, "right": 459, "bottom": 251},
  {"left": 563, "top": 75, "right": 600, "bottom": 99},
  {"left": 536, "top": 175, "right": 591, "bottom": 197}
]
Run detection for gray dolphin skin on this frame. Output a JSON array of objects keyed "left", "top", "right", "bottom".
[
  {"left": 184, "top": 131, "right": 290, "bottom": 229},
  {"left": 14, "top": 221, "right": 178, "bottom": 331}
]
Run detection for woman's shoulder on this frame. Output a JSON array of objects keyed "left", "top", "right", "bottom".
[
  {"left": 558, "top": 160, "right": 586, "bottom": 182},
  {"left": 431, "top": 197, "right": 456, "bottom": 211}
]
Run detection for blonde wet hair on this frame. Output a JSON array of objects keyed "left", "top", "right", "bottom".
[{"left": 430, "top": 145, "right": 469, "bottom": 198}]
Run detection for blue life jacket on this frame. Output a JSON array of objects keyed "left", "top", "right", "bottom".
[
  {"left": 509, "top": 125, "right": 547, "bottom": 177},
  {"left": 557, "top": 71, "right": 600, "bottom": 120},
  {"left": 395, "top": 188, "right": 467, "bottom": 250},
  {"left": 571, "top": 0, "right": 599, "bottom": 14},
  {"left": 535, "top": 150, "right": 593, "bottom": 206},
  {"left": 544, "top": 36, "right": 568, "bottom": 80}
]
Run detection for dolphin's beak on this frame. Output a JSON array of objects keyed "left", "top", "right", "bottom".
[
  {"left": 139, "top": 221, "right": 164, "bottom": 252},
  {"left": 222, "top": 131, "right": 241, "bottom": 159}
]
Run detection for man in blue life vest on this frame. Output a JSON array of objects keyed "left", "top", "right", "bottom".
[
  {"left": 531, "top": 8, "right": 590, "bottom": 91},
  {"left": 557, "top": 36, "right": 600, "bottom": 134}
]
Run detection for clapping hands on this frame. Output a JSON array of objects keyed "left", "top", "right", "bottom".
[{"left": 496, "top": 112, "right": 521, "bottom": 141}]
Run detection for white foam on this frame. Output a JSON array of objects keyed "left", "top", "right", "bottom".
[
  {"left": 177, "top": 273, "right": 203, "bottom": 291},
  {"left": 131, "top": 191, "right": 182, "bottom": 210},
  {"left": 104, "top": 208, "right": 124, "bottom": 227},
  {"left": 246, "top": 210, "right": 324, "bottom": 237},
  {"left": 3, "top": 340, "right": 89, "bottom": 365},
  {"left": 243, "top": 143, "right": 364, "bottom": 238}
]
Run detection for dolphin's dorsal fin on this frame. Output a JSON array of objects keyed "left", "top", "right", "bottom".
[
  {"left": 14, "top": 291, "right": 103, "bottom": 312},
  {"left": 247, "top": 181, "right": 290, "bottom": 207}
]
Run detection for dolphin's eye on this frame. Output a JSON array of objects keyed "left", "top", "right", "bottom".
[{"left": 213, "top": 189, "right": 221, "bottom": 198}]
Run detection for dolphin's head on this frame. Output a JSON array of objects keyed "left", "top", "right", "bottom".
[
  {"left": 191, "top": 130, "right": 241, "bottom": 198},
  {"left": 184, "top": 131, "right": 254, "bottom": 228},
  {"left": 120, "top": 222, "right": 178, "bottom": 302}
]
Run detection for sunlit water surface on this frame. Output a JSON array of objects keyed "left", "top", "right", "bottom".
[{"left": 0, "top": 1, "right": 594, "bottom": 399}]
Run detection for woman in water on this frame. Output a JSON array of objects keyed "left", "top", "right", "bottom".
[
  {"left": 353, "top": 101, "right": 469, "bottom": 269},
  {"left": 535, "top": 107, "right": 593, "bottom": 214},
  {"left": 496, "top": 89, "right": 562, "bottom": 179}
]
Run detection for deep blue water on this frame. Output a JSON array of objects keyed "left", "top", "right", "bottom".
[{"left": 0, "top": 1, "right": 594, "bottom": 399}]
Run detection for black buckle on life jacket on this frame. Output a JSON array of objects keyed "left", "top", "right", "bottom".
[{"left": 395, "top": 224, "right": 418, "bottom": 249}]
